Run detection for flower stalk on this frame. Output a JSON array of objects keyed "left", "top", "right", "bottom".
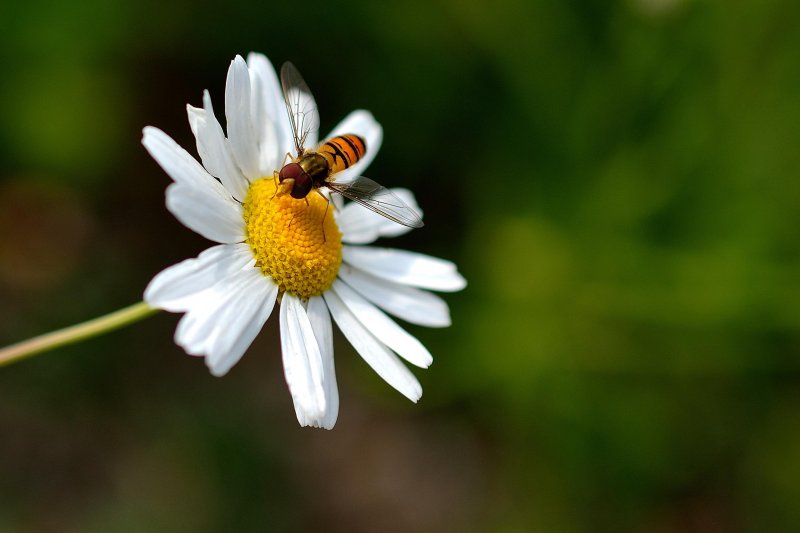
[{"left": 0, "top": 302, "right": 159, "bottom": 367}]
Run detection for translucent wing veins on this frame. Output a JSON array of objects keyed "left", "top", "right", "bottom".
[
  {"left": 280, "top": 62, "right": 320, "bottom": 156},
  {"left": 327, "top": 177, "right": 424, "bottom": 229}
]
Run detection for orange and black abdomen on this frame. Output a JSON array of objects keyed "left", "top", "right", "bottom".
[{"left": 319, "top": 134, "right": 366, "bottom": 175}]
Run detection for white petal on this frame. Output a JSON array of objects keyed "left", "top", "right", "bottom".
[
  {"left": 142, "top": 126, "right": 233, "bottom": 196},
  {"left": 174, "top": 278, "right": 239, "bottom": 356},
  {"left": 173, "top": 268, "right": 278, "bottom": 376},
  {"left": 143, "top": 126, "right": 244, "bottom": 242},
  {"left": 307, "top": 295, "right": 339, "bottom": 429},
  {"left": 338, "top": 188, "right": 421, "bottom": 244},
  {"left": 187, "top": 91, "right": 249, "bottom": 201},
  {"left": 342, "top": 246, "right": 467, "bottom": 292},
  {"left": 325, "top": 110, "right": 382, "bottom": 183},
  {"left": 225, "top": 55, "right": 261, "bottom": 180},
  {"left": 166, "top": 183, "right": 244, "bottom": 244},
  {"left": 246, "top": 52, "right": 291, "bottom": 172},
  {"left": 331, "top": 280, "right": 432, "bottom": 368},
  {"left": 144, "top": 243, "right": 254, "bottom": 311},
  {"left": 280, "top": 294, "right": 328, "bottom": 428},
  {"left": 170, "top": 267, "right": 257, "bottom": 348},
  {"left": 338, "top": 265, "right": 451, "bottom": 327},
  {"left": 205, "top": 271, "right": 278, "bottom": 376},
  {"left": 324, "top": 289, "right": 422, "bottom": 402}
]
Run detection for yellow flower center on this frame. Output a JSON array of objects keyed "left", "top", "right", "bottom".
[{"left": 243, "top": 178, "right": 342, "bottom": 299}]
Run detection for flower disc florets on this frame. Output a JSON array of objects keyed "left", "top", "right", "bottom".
[{"left": 243, "top": 178, "right": 342, "bottom": 298}]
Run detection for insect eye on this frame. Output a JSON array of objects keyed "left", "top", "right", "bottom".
[
  {"left": 279, "top": 163, "right": 303, "bottom": 182},
  {"left": 291, "top": 173, "right": 313, "bottom": 199}
]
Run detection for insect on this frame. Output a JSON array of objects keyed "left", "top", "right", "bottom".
[{"left": 276, "top": 62, "right": 424, "bottom": 229}]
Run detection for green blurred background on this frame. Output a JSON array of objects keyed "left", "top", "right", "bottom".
[{"left": 2, "top": 0, "right": 800, "bottom": 531}]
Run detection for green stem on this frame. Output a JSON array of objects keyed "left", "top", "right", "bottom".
[{"left": 0, "top": 302, "right": 160, "bottom": 367}]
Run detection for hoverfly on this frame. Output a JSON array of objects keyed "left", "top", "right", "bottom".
[{"left": 276, "top": 62, "right": 424, "bottom": 229}]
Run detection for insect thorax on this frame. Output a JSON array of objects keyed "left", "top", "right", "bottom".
[{"left": 298, "top": 153, "right": 330, "bottom": 187}]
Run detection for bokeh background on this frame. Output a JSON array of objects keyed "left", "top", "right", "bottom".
[{"left": 2, "top": 0, "right": 800, "bottom": 531}]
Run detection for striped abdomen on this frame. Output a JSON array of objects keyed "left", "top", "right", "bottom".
[{"left": 318, "top": 134, "right": 366, "bottom": 175}]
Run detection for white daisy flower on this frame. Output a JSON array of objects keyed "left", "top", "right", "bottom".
[{"left": 141, "top": 53, "right": 466, "bottom": 429}]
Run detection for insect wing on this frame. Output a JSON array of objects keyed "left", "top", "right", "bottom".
[
  {"left": 327, "top": 177, "right": 424, "bottom": 228},
  {"left": 280, "top": 62, "right": 320, "bottom": 155}
]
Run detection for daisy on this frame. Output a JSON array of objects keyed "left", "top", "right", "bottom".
[{"left": 141, "top": 53, "right": 466, "bottom": 429}]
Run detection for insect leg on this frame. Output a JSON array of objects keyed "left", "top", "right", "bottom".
[
  {"left": 271, "top": 170, "right": 280, "bottom": 199},
  {"left": 313, "top": 188, "right": 338, "bottom": 211},
  {"left": 312, "top": 190, "right": 331, "bottom": 243}
]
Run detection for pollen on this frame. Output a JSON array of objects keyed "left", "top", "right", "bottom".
[{"left": 243, "top": 178, "right": 342, "bottom": 299}]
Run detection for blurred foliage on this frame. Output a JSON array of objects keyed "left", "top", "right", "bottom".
[{"left": 2, "top": 0, "right": 800, "bottom": 531}]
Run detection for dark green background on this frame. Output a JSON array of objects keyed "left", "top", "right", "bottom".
[{"left": 2, "top": 0, "right": 800, "bottom": 531}]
